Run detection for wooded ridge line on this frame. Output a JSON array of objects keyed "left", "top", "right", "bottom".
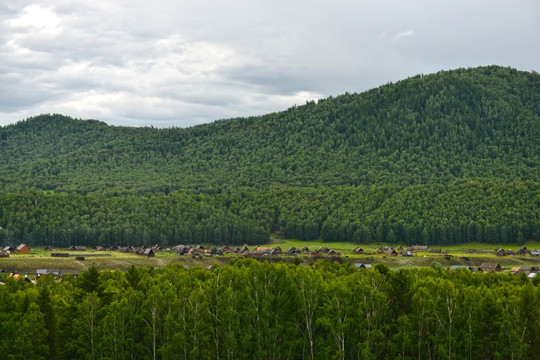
[{"left": 0, "top": 65, "right": 538, "bottom": 245}]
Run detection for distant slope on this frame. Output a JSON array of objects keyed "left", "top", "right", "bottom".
[
  {"left": 0, "top": 65, "right": 538, "bottom": 246},
  {"left": 0, "top": 65, "right": 538, "bottom": 193}
]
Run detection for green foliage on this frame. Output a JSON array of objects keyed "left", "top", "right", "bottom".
[
  {"left": 0, "top": 181, "right": 536, "bottom": 246},
  {"left": 0, "top": 261, "right": 539, "bottom": 359},
  {"left": 0, "top": 66, "right": 538, "bottom": 246},
  {"left": 1, "top": 66, "right": 538, "bottom": 193}
]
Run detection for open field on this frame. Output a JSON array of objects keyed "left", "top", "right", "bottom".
[
  {"left": 0, "top": 249, "right": 233, "bottom": 273},
  {"left": 2, "top": 240, "right": 540, "bottom": 275}
]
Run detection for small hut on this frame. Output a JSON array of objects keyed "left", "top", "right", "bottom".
[{"left": 16, "top": 244, "right": 31, "bottom": 254}]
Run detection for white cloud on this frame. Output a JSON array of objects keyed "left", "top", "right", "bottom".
[
  {"left": 0, "top": 0, "right": 539, "bottom": 127},
  {"left": 6, "top": 5, "right": 63, "bottom": 34},
  {"left": 394, "top": 30, "right": 415, "bottom": 41}
]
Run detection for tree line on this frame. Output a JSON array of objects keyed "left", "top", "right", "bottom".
[
  {"left": 0, "top": 180, "right": 537, "bottom": 247},
  {"left": 1, "top": 260, "right": 539, "bottom": 360}
]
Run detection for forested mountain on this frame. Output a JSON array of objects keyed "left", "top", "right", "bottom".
[{"left": 0, "top": 65, "right": 538, "bottom": 245}]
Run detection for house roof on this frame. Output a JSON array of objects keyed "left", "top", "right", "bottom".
[
  {"left": 449, "top": 265, "right": 472, "bottom": 270},
  {"left": 354, "top": 263, "right": 373, "bottom": 269},
  {"left": 16, "top": 244, "right": 28, "bottom": 251},
  {"left": 481, "top": 263, "right": 501, "bottom": 270},
  {"left": 408, "top": 245, "right": 428, "bottom": 251}
]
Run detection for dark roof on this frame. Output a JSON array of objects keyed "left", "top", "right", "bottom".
[
  {"left": 354, "top": 263, "right": 373, "bottom": 269},
  {"left": 408, "top": 245, "right": 428, "bottom": 251},
  {"left": 449, "top": 265, "right": 473, "bottom": 270},
  {"left": 481, "top": 263, "right": 501, "bottom": 270}
]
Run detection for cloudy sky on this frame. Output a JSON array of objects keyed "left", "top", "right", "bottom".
[{"left": 1, "top": 0, "right": 539, "bottom": 128}]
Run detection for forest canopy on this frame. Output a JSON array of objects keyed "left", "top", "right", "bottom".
[
  {"left": 0, "top": 65, "right": 538, "bottom": 245},
  {"left": 1, "top": 260, "right": 539, "bottom": 360}
]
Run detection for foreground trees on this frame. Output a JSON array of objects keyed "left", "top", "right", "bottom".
[{"left": 0, "top": 260, "right": 539, "bottom": 359}]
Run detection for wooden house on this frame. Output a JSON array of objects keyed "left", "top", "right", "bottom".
[
  {"left": 16, "top": 244, "right": 30, "bottom": 254},
  {"left": 517, "top": 246, "right": 531, "bottom": 255},
  {"left": 37, "top": 269, "right": 60, "bottom": 278},
  {"left": 354, "top": 263, "right": 373, "bottom": 269},
  {"left": 0, "top": 250, "right": 9, "bottom": 258},
  {"left": 449, "top": 265, "right": 474, "bottom": 271},
  {"left": 481, "top": 263, "right": 502, "bottom": 272},
  {"left": 407, "top": 245, "right": 428, "bottom": 252},
  {"left": 174, "top": 245, "right": 190, "bottom": 255},
  {"left": 387, "top": 248, "right": 398, "bottom": 257},
  {"left": 318, "top": 246, "right": 330, "bottom": 253},
  {"left": 285, "top": 247, "right": 301, "bottom": 255},
  {"left": 518, "top": 266, "right": 537, "bottom": 275},
  {"left": 69, "top": 246, "right": 86, "bottom": 251},
  {"left": 143, "top": 248, "right": 155, "bottom": 257},
  {"left": 60, "top": 269, "right": 79, "bottom": 278},
  {"left": 353, "top": 247, "right": 365, "bottom": 254}
]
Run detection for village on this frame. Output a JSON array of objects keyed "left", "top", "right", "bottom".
[{"left": 1, "top": 242, "right": 540, "bottom": 283}]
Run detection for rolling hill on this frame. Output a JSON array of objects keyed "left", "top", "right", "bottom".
[{"left": 0, "top": 65, "right": 538, "bottom": 246}]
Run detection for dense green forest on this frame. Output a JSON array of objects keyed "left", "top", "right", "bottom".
[
  {"left": 0, "top": 65, "right": 538, "bottom": 245},
  {"left": 0, "top": 182, "right": 538, "bottom": 246},
  {"left": 1, "top": 260, "right": 540, "bottom": 360}
]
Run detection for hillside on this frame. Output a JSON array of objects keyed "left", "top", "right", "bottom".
[
  {"left": 1, "top": 65, "right": 538, "bottom": 193},
  {"left": 0, "top": 65, "right": 538, "bottom": 246}
]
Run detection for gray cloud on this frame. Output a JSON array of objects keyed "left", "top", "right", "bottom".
[{"left": 0, "top": 0, "right": 538, "bottom": 128}]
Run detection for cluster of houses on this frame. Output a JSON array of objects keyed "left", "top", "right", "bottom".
[
  {"left": 352, "top": 245, "right": 438, "bottom": 257},
  {"left": 1, "top": 269, "right": 80, "bottom": 283},
  {"left": 353, "top": 262, "right": 539, "bottom": 278},
  {"left": 449, "top": 263, "right": 539, "bottom": 278},
  {"left": 495, "top": 246, "right": 540, "bottom": 256},
  {"left": 107, "top": 245, "right": 159, "bottom": 257},
  {"left": 170, "top": 245, "right": 343, "bottom": 258},
  {"left": 45, "top": 245, "right": 160, "bottom": 258},
  {"left": 0, "top": 244, "right": 31, "bottom": 257}
]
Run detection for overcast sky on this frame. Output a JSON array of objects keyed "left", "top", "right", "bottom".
[{"left": 1, "top": 0, "right": 539, "bottom": 128}]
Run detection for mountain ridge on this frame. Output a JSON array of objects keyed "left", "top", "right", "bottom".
[
  {"left": 0, "top": 65, "right": 538, "bottom": 246},
  {"left": 1, "top": 65, "right": 538, "bottom": 193}
]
